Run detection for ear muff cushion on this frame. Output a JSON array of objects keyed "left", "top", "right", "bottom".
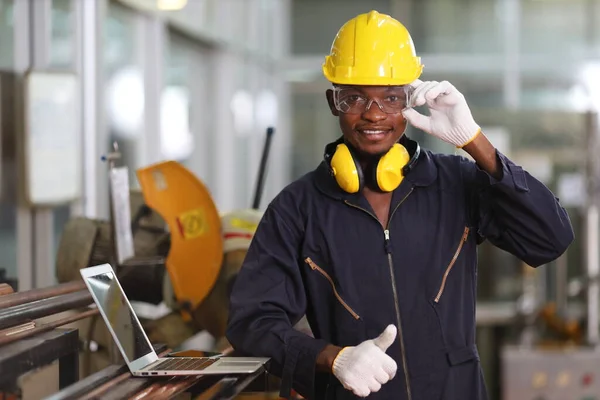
[
  {"left": 375, "top": 144, "right": 411, "bottom": 192},
  {"left": 330, "top": 143, "right": 363, "bottom": 193}
]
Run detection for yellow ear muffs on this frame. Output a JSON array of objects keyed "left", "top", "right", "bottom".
[
  {"left": 374, "top": 143, "right": 411, "bottom": 192},
  {"left": 329, "top": 143, "right": 363, "bottom": 193}
]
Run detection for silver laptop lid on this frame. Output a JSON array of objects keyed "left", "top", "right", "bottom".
[{"left": 80, "top": 264, "right": 159, "bottom": 371}]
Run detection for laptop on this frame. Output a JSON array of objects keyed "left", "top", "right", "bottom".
[{"left": 80, "top": 263, "right": 269, "bottom": 376}]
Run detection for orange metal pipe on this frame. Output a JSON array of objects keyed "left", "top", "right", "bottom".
[
  {"left": 0, "top": 281, "right": 86, "bottom": 309},
  {"left": 0, "top": 308, "right": 98, "bottom": 347}
]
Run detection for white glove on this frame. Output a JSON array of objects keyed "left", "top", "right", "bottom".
[
  {"left": 402, "top": 79, "right": 481, "bottom": 148},
  {"left": 332, "top": 325, "right": 398, "bottom": 397}
]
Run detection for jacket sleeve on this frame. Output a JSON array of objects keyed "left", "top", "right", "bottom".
[
  {"left": 461, "top": 149, "right": 575, "bottom": 267},
  {"left": 225, "top": 199, "right": 329, "bottom": 399}
]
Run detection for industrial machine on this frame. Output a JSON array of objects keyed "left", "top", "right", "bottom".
[
  {"left": 500, "top": 110, "right": 600, "bottom": 400},
  {"left": 54, "top": 128, "right": 277, "bottom": 374}
]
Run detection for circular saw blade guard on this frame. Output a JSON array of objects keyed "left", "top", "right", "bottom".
[{"left": 136, "top": 161, "right": 223, "bottom": 311}]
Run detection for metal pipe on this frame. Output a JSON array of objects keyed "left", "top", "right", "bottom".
[
  {"left": 252, "top": 126, "right": 275, "bottom": 209},
  {"left": 129, "top": 382, "right": 166, "bottom": 400},
  {"left": 0, "top": 283, "right": 15, "bottom": 296},
  {"left": 586, "top": 205, "right": 600, "bottom": 345},
  {"left": 120, "top": 347, "right": 236, "bottom": 399},
  {"left": 0, "top": 308, "right": 98, "bottom": 347},
  {"left": 130, "top": 378, "right": 195, "bottom": 400},
  {"left": 555, "top": 252, "right": 568, "bottom": 318},
  {"left": 77, "top": 369, "right": 132, "bottom": 400},
  {"left": 193, "top": 369, "right": 266, "bottom": 400},
  {"left": 585, "top": 110, "right": 600, "bottom": 346},
  {"left": 0, "top": 280, "right": 86, "bottom": 309},
  {"left": 149, "top": 349, "right": 250, "bottom": 399},
  {"left": 0, "top": 290, "right": 92, "bottom": 330},
  {"left": 141, "top": 374, "right": 258, "bottom": 400},
  {"left": 78, "top": 348, "right": 172, "bottom": 400},
  {"left": 221, "top": 346, "right": 234, "bottom": 356},
  {"left": 145, "top": 377, "right": 204, "bottom": 400}
]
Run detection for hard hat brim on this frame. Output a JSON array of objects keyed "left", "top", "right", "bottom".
[{"left": 322, "top": 62, "right": 423, "bottom": 87}]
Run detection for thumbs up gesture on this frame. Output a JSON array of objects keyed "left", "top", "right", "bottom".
[{"left": 332, "top": 325, "right": 398, "bottom": 397}]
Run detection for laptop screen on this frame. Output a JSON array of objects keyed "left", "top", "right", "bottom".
[{"left": 84, "top": 270, "right": 154, "bottom": 363}]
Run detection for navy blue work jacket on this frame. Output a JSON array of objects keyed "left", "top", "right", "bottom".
[{"left": 226, "top": 136, "right": 574, "bottom": 400}]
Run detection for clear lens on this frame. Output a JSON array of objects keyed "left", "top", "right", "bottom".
[{"left": 333, "top": 86, "right": 412, "bottom": 114}]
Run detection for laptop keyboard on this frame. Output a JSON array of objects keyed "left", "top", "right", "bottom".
[{"left": 148, "top": 357, "right": 218, "bottom": 371}]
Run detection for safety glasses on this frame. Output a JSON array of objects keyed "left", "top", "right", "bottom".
[{"left": 332, "top": 85, "right": 413, "bottom": 114}]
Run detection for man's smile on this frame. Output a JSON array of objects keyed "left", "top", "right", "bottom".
[{"left": 355, "top": 126, "right": 393, "bottom": 141}]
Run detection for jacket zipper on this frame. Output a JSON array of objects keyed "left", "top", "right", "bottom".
[
  {"left": 434, "top": 226, "right": 470, "bottom": 303},
  {"left": 344, "top": 187, "right": 414, "bottom": 400},
  {"left": 304, "top": 257, "right": 361, "bottom": 320}
]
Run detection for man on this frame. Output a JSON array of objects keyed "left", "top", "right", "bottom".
[{"left": 226, "top": 10, "right": 574, "bottom": 400}]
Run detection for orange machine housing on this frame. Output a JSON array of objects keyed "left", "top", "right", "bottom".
[{"left": 136, "top": 161, "right": 223, "bottom": 313}]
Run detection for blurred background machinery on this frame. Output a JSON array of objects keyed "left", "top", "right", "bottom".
[
  {"left": 53, "top": 130, "right": 276, "bottom": 376},
  {"left": 499, "top": 105, "right": 600, "bottom": 400}
]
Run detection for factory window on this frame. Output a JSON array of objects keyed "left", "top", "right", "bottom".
[
  {"left": 50, "top": 0, "right": 76, "bottom": 262},
  {"left": 291, "top": 0, "right": 391, "bottom": 55},
  {"left": 0, "top": 1, "right": 15, "bottom": 284},
  {"left": 409, "top": 0, "right": 502, "bottom": 54},
  {"left": 521, "top": 0, "right": 589, "bottom": 56},
  {"left": 0, "top": 0, "right": 13, "bottom": 69},
  {"left": 50, "top": 0, "right": 74, "bottom": 68},
  {"left": 0, "top": 74, "right": 17, "bottom": 285},
  {"left": 104, "top": 1, "right": 145, "bottom": 189},
  {"left": 164, "top": 30, "right": 211, "bottom": 190},
  {"left": 232, "top": 83, "right": 254, "bottom": 206},
  {"left": 290, "top": 85, "right": 339, "bottom": 180}
]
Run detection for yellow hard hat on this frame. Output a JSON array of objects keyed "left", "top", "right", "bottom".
[{"left": 323, "top": 10, "right": 423, "bottom": 86}]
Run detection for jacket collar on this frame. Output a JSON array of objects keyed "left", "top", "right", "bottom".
[{"left": 314, "top": 135, "right": 438, "bottom": 201}]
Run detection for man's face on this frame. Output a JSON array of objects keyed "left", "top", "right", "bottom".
[{"left": 326, "top": 85, "right": 410, "bottom": 157}]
